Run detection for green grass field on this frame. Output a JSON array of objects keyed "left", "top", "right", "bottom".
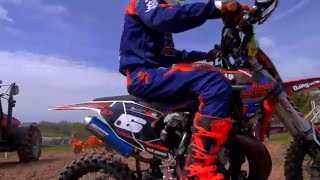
[
  {"left": 42, "top": 145, "right": 72, "bottom": 153},
  {"left": 0, "top": 133, "right": 294, "bottom": 164},
  {"left": 0, "top": 145, "right": 73, "bottom": 160},
  {"left": 269, "top": 133, "right": 292, "bottom": 146}
]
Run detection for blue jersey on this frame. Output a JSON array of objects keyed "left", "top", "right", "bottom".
[{"left": 119, "top": 0, "right": 222, "bottom": 75}]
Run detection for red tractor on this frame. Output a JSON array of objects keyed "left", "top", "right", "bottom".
[{"left": 0, "top": 80, "right": 42, "bottom": 162}]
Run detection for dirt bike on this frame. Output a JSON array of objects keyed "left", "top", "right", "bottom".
[{"left": 52, "top": 0, "right": 320, "bottom": 179}]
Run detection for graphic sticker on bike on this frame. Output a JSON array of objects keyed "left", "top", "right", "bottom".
[
  {"left": 114, "top": 114, "right": 147, "bottom": 133},
  {"left": 292, "top": 80, "right": 320, "bottom": 92}
]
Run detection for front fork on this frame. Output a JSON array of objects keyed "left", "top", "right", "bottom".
[
  {"left": 274, "top": 92, "right": 313, "bottom": 140},
  {"left": 247, "top": 57, "right": 314, "bottom": 141}
]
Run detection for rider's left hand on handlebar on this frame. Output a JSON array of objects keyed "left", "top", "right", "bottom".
[
  {"left": 206, "top": 49, "right": 217, "bottom": 62},
  {"left": 206, "top": 45, "right": 222, "bottom": 62}
]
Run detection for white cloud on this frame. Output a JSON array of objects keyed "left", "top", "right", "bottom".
[
  {"left": 259, "top": 36, "right": 275, "bottom": 49},
  {"left": 0, "top": 1, "right": 68, "bottom": 32},
  {"left": 273, "top": 0, "right": 310, "bottom": 21},
  {"left": 271, "top": 55, "right": 320, "bottom": 80},
  {"left": 261, "top": 49, "right": 320, "bottom": 81},
  {"left": 0, "top": 50, "right": 128, "bottom": 122},
  {"left": 0, "top": 5, "right": 13, "bottom": 22},
  {"left": 0, "top": 0, "right": 67, "bottom": 15},
  {"left": 254, "top": 35, "right": 319, "bottom": 81}
]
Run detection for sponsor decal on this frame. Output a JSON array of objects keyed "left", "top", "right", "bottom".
[
  {"left": 241, "top": 83, "right": 275, "bottom": 98},
  {"left": 88, "top": 124, "right": 108, "bottom": 138},
  {"left": 292, "top": 80, "right": 320, "bottom": 91},
  {"left": 241, "top": 90, "right": 267, "bottom": 97},
  {"left": 128, "top": 104, "right": 161, "bottom": 118},
  {"left": 252, "top": 83, "right": 275, "bottom": 90},
  {"left": 146, "top": 147, "right": 168, "bottom": 158},
  {"left": 270, "top": 127, "right": 287, "bottom": 134},
  {"left": 100, "top": 108, "right": 114, "bottom": 116},
  {"left": 145, "top": 0, "right": 158, "bottom": 12}
]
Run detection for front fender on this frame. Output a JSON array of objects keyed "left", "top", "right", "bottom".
[{"left": 282, "top": 77, "right": 320, "bottom": 96}]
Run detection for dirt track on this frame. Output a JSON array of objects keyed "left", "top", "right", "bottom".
[{"left": 0, "top": 143, "right": 286, "bottom": 180}]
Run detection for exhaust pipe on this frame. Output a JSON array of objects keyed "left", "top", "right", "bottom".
[{"left": 84, "top": 116, "right": 133, "bottom": 157}]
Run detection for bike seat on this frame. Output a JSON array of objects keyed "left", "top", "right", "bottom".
[
  {"left": 93, "top": 95, "right": 171, "bottom": 111},
  {"left": 93, "top": 95, "right": 197, "bottom": 113}
]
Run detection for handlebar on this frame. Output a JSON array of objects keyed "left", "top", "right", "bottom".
[
  {"left": 212, "top": 5, "right": 263, "bottom": 70},
  {"left": 211, "top": 0, "right": 278, "bottom": 69}
]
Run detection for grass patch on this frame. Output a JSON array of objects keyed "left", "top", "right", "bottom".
[
  {"left": 42, "top": 145, "right": 72, "bottom": 153},
  {"left": 0, "top": 145, "right": 72, "bottom": 160},
  {"left": 38, "top": 121, "right": 91, "bottom": 139},
  {"left": 0, "top": 152, "right": 17, "bottom": 159},
  {"left": 269, "top": 133, "right": 292, "bottom": 146}
]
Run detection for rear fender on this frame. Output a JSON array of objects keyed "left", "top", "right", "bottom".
[
  {"left": 48, "top": 101, "right": 116, "bottom": 113},
  {"left": 49, "top": 100, "right": 163, "bottom": 119}
]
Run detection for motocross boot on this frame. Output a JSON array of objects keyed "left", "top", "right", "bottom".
[{"left": 182, "top": 112, "right": 232, "bottom": 180}]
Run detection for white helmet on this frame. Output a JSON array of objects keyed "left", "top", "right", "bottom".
[{"left": 163, "top": 0, "right": 185, "bottom": 6}]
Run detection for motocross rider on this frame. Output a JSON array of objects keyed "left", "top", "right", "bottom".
[{"left": 120, "top": 0, "right": 247, "bottom": 179}]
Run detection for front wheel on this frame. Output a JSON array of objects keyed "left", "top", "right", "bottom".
[
  {"left": 284, "top": 135, "right": 320, "bottom": 180},
  {"left": 58, "top": 154, "right": 136, "bottom": 180},
  {"left": 223, "top": 135, "right": 272, "bottom": 180}
]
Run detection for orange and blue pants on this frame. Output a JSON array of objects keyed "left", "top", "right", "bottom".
[{"left": 126, "top": 63, "right": 233, "bottom": 118}]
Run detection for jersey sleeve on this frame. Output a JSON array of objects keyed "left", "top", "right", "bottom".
[{"left": 135, "top": 0, "right": 221, "bottom": 33}]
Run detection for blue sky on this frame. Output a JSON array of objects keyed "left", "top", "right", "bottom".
[{"left": 0, "top": 0, "right": 319, "bottom": 122}]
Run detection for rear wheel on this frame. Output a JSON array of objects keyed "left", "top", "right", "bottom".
[
  {"left": 58, "top": 154, "right": 136, "bottom": 180},
  {"left": 17, "top": 126, "right": 42, "bottom": 162}
]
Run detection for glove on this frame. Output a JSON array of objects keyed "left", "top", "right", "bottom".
[
  {"left": 220, "top": 1, "right": 246, "bottom": 27},
  {"left": 206, "top": 49, "right": 217, "bottom": 62},
  {"left": 206, "top": 45, "right": 221, "bottom": 62}
]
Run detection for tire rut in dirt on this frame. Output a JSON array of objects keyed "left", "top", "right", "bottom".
[
  {"left": 284, "top": 135, "right": 306, "bottom": 180},
  {"left": 17, "top": 126, "right": 42, "bottom": 163},
  {"left": 58, "top": 154, "right": 136, "bottom": 180}
]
